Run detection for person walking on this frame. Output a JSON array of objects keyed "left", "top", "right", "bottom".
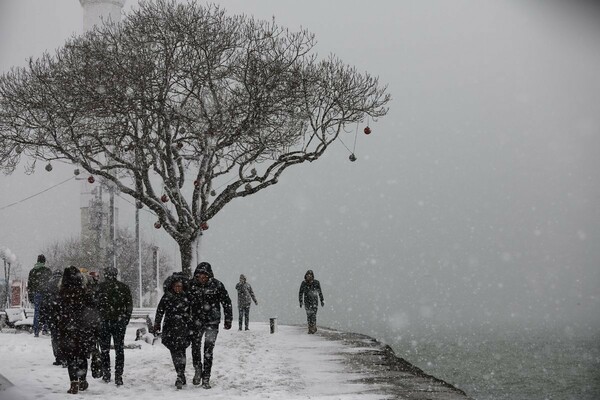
[
  {"left": 53, "top": 266, "right": 98, "bottom": 394},
  {"left": 27, "top": 254, "right": 52, "bottom": 337},
  {"left": 97, "top": 266, "right": 133, "bottom": 386},
  {"left": 41, "top": 269, "right": 65, "bottom": 366},
  {"left": 187, "top": 262, "right": 232, "bottom": 389},
  {"left": 235, "top": 274, "right": 258, "bottom": 331},
  {"left": 298, "top": 270, "right": 325, "bottom": 334},
  {"left": 154, "top": 275, "right": 192, "bottom": 390}
]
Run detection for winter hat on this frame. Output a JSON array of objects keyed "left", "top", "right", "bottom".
[
  {"left": 104, "top": 267, "right": 118, "bottom": 279},
  {"left": 194, "top": 262, "right": 213, "bottom": 276},
  {"left": 37, "top": 254, "right": 46, "bottom": 263},
  {"left": 240, "top": 274, "right": 246, "bottom": 281},
  {"left": 305, "top": 270, "right": 314, "bottom": 280},
  {"left": 62, "top": 265, "right": 83, "bottom": 288}
]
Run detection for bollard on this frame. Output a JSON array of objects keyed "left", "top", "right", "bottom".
[{"left": 269, "top": 317, "right": 277, "bottom": 334}]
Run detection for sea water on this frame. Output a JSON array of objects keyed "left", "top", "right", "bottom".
[{"left": 390, "top": 329, "right": 600, "bottom": 400}]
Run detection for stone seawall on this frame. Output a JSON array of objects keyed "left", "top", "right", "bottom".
[{"left": 317, "top": 327, "right": 473, "bottom": 400}]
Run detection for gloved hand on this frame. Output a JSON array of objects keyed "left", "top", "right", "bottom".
[
  {"left": 299, "top": 303, "right": 303, "bottom": 308},
  {"left": 223, "top": 320, "right": 232, "bottom": 330},
  {"left": 321, "top": 301, "right": 325, "bottom": 307},
  {"left": 255, "top": 301, "right": 258, "bottom": 306},
  {"left": 153, "top": 324, "right": 161, "bottom": 334}
]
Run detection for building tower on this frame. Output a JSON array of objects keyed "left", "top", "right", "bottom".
[
  {"left": 78, "top": 0, "right": 126, "bottom": 269},
  {"left": 79, "top": 0, "right": 126, "bottom": 31}
]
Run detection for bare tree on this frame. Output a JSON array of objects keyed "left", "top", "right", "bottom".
[{"left": 0, "top": 0, "right": 390, "bottom": 276}]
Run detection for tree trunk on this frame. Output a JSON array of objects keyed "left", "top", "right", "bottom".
[{"left": 179, "top": 240, "right": 193, "bottom": 277}]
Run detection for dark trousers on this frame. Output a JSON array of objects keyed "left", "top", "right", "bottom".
[
  {"left": 33, "top": 293, "right": 46, "bottom": 335},
  {"left": 67, "top": 356, "right": 88, "bottom": 382},
  {"left": 306, "top": 307, "right": 317, "bottom": 326},
  {"left": 99, "top": 320, "right": 127, "bottom": 378},
  {"left": 191, "top": 324, "right": 219, "bottom": 379},
  {"left": 51, "top": 329, "right": 63, "bottom": 362},
  {"left": 238, "top": 307, "right": 250, "bottom": 329},
  {"left": 170, "top": 347, "right": 187, "bottom": 377}
]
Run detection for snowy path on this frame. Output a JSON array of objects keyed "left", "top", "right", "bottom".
[{"left": 0, "top": 322, "right": 388, "bottom": 400}]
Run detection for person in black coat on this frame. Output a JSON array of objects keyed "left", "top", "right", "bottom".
[
  {"left": 97, "top": 267, "right": 133, "bottom": 386},
  {"left": 53, "top": 266, "right": 98, "bottom": 394},
  {"left": 298, "top": 269, "right": 325, "bottom": 334},
  {"left": 154, "top": 275, "right": 192, "bottom": 389},
  {"left": 41, "top": 269, "right": 65, "bottom": 366},
  {"left": 187, "top": 262, "right": 232, "bottom": 389}
]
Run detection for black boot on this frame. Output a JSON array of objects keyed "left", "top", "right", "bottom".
[
  {"left": 202, "top": 377, "right": 211, "bottom": 389},
  {"left": 79, "top": 380, "right": 89, "bottom": 391},
  {"left": 67, "top": 381, "right": 79, "bottom": 394},
  {"left": 193, "top": 369, "right": 202, "bottom": 385},
  {"left": 115, "top": 376, "right": 123, "bottom": 386},
  {"left": 175, "top": 376, "right": 183, "bottom": 390}
]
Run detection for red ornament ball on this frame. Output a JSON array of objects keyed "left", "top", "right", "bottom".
[
  {"left": 193, "top": 180, "right": 200, "bottom": 187},
  {"left": 364, "top": 126, "right": 372, "bottom": 135},
  {"left": 87, "top": 175, "right": 95, "bottom": 184},
  {"left": 200, "top": 222, "right": 209, "bottom": 231},
  {"left": 154, "top": 221, "right": 161, "bottom": 229},
  {"left": 161, "top": 194, "right": 169, "bottom": 203}
]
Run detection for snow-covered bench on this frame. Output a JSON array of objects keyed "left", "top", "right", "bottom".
[{"left": 1, "top": 308, "right": 33, "bottom": 332}]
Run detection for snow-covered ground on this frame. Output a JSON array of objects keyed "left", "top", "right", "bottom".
[{"left": 0, "top": 320, "right": 388, "bottom": 400}]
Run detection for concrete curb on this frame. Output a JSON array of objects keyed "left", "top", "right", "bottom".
[{"left": 316, "top": 327, "right": 474, "bottom": 400}]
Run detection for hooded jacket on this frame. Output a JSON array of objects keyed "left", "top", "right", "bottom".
[
  {"left": 187, "top": 263, "right": 232, "bottom": 327},
  {"left": 155, "top": 277, "right": 192, "bottom": 350},
  {"left": 299, "top": 270, "right": 324, "bottom": 310},
  {"left": 235, "top": 275, "right": 258, "bottom": 308}
]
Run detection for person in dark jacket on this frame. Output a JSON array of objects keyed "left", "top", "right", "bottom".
[
  {"left": 97, "top": 266, "right": 133, "bottom": 386},
  {"left": 187, "top": 262, "right": 232, "bottom": 389},
  {"left": 54, "top": 266, "right": 98, "bottom": 394},
  {"left": 42, "top": 269, "right": 65, "bottom": 366},
  {"left": 154, "top": 275, "right": 192, "bottom": 389},
  {"left": 28, "top": 254, "right": 52, "bottom": 336},
  {"left": 298, "top": 269, "right": 325, "bottom": 334},
  {"left": 235, "top": 274, "right": 258, "bottom": 331}
]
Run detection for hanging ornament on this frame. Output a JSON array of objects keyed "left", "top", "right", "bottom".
[
  {"left": 179, "top": 127, "right": 186, "bottom": 134},
  {"left": 87, "top": 175, "right": 95, "bottom": 184},
  {"left": 45, "top": 162, "right": 53, "bottom": 172},
  {"left": 73, "top": 168, "right": 80, "bottom": 176},
  {"left": 161, "top": 194, "right": 169, "bottom": 203},
  {"left": 193, "top": 180, "right": 201, "bottom": 187},
  {"left": 136, "top": 201, "right": 143, "bottom": 209},
  {"left": 349, "top": 153, "right": 357, "bottom": 162},
  {"left": 210, "top": 190, "right": 216, "bottom": 196},
  {"left": 154, "top": 221, "right": 162, "bottom": 229},
  {"left": 363, "top": 126, "right": 372, "bottom": 135},
  {"left": 245, "top": 183, "right": 252, "bottom": 191},
  {"left": 176, "top": 142, "right": 183, "bottom": 149},
  {"left": 200, "top": 222, "right": 209, "bottom": 231},
  {"left": 250, "top": 168, "right": 257, "bottom": 176}
]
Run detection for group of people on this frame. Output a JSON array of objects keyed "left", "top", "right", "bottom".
[
  {"left": 27, "top": 254, "right": 326, "bottom": 393},
  {"left": 28, "top": 255, "right": 133, "bottom": 394}
]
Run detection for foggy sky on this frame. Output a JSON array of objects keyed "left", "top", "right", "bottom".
[{"left": 1, "top": 0, "right": 599, "bottom": 340}]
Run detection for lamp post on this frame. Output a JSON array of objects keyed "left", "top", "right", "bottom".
[{"left": 1, "top": 248, "right": 17, "bottom": 309}]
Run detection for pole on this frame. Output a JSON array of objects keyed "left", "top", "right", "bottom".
[
  {"left": 3, "top": 258, "right": 8, "bottom": 309},
  {"left": 109, "top": 185, "right": 116, "bottom": 269},
  {"left": 136, "top": 203, "right": 142, "bottom": 308},
  {"left": 155, "top": 247, "right": 160, "bottom": 293}
]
